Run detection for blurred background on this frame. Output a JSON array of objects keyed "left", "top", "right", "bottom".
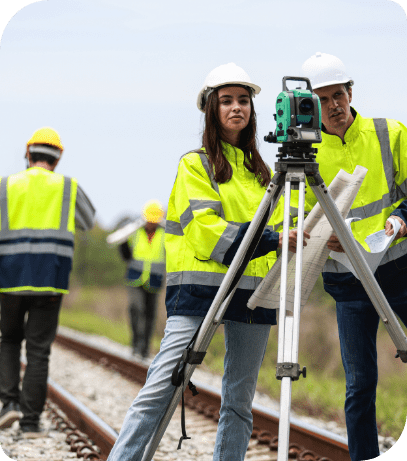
[{"left": 1, "top": 0, "right": 407, "bottom": 440}]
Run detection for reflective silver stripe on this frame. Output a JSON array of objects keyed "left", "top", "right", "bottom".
[
  {"left": 180, "top": 200, "right": 223, "bottom": 230},
  {"left": 167, "top": 270, "right": 263, "bottom": 290},
  {"left": 0, "top": 176, "right": 8, "bottom": 231},
  {"left": 0, "top": 242, "right": 74, "bottom": 257},
  {"left": 228, "top": 221, "right": 243, "bottom": 227},
  {"left": 196, "top": 151, "right": 226, "bottom": 219},
  {"left": 59, "top": 177, "right": 71, "bottom": 231},
  {"left": 180, "top": 199, "right": 224, "bottom": 230},
  {"left": 197, "top": 152, "right": 218, "bottom": 193},
  {"left": 128, "top": 259, "right": 144, "bottom": 271},
  {"left": 0, "top": 228, "right": 74, "bottom": 242},
  {"left": 165, "top": 220, "right": 183, "bottom": 236},
  {"left": 273, "top": 220, "right": 283, "bottom": 231},
  {"left": 151, "top": 262, "right": 166, "bottom": 275},
  {"left": 290, "top": 206, "right": 298, "bottom": 218},
  {"left": 180, "top": 206, "right": 194, "bottom": 230},
  {"left": 373, "top": 118, "right": 396, "bottom": 203},
  {"left": 165, "top": 219, "right": 275, "bottom": 236},
  {"left": 380, "top": 238, "right": 407, "bottom": 265},
  {"left": 210, "top": 222, "right": 240, "bottom": 263},
  {"left": 347, "top": 193, "right": 393, "bottom": 220},
  {"left": 190, "top": 199, "right": 222, "bottom": 214}
]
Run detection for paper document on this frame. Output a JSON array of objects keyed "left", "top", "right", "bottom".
[
  {"left": 247, "top": 166, "right": 368, "bottom": 312},
  {"left": 329, "top": 217, "right": 401, "bottom": 279}
]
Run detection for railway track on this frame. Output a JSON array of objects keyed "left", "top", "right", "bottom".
[{"left": 49, "top": 330, "right": 350, "bottom": 461}]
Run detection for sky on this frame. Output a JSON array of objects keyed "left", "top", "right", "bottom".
[{"left": 0, "top": 0, "right": 407, "bottom": 232}]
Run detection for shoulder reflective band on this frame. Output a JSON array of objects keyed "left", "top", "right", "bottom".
[
  {"left": 373, "top": 119, "right": 396, "bottom": 203},
  {"left": 0, "top": 176, "right": 8, "bottom": 231},
  {"left": 196, "top": 150, "right": 226, "bottom": 220}
]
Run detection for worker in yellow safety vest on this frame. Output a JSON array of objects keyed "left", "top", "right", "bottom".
[
  {"left": 107, "top": 63, "right": 308, "bottom": 461},
  {"left": 0, "top": 127, "right": 95, "bottom": 437},
  {"left": 301, "top": 52, "right": 407, "bottom": 461},
  {"left": 118, "top": 200, "right": 166, "bottom": 359}
]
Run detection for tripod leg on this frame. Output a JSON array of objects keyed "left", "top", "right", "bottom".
[
  {"left": 141, "top": 180, "right": 284, "bottom": 461},
  {"left": 277, "top": 170, "right": 307, "bottom": 461},
  {"left": 312, "top": 182, "right": 407, "bottom": 361}
]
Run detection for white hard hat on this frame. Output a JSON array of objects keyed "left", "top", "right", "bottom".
[
  {"left": 196, "top": 62, "right": 261, "bottom": 113},
  {"left": 301, "top": 52, "right": 354, "bottom": 90}
]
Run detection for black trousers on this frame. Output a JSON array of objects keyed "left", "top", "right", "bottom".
[
  {"left": 127, "top": 286, "right": 158, "bottom": 357},
  {"left": 0, "top": 293, "right": 62, "bottom": 426}
]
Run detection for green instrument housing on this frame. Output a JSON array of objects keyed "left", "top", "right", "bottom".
[{"left": 274, "top": 82, "right": 322, "bottom": 144}]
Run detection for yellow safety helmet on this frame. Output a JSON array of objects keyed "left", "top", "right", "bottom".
[
  {"left": 142, "top": 200, "right": 165, "bottom": 224},
  {"left": 27, "top": 127, "right": 64, "bottom": 158}
]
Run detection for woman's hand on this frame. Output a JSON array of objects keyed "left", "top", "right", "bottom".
[
  {"left": 278, "top": 230, "right": 310, "bottom": 253},
  {"left": 385, "top": 216, "right": 407, "bottom": 240},
  {"left": 327, "top": 234, "right": 345, "bottom": 253}
]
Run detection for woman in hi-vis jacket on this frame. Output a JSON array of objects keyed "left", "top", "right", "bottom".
[{"left": 107, "top": 63, "right": 309, "bottom": 461}]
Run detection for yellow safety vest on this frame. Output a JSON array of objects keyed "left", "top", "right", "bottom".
[
  {"left": 165, "top": 143, "right": 291, "bottom": 292},
  {"left": 127, "top": 226, "right": 165, "bottom": 293},
  {"left": 0, "top": 167, "right": 77, "bottom": 293},
  {"left": 305, "top": 110, "right": 407, "bottom": 272}
]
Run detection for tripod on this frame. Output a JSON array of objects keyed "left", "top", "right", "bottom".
[{"left": 141, "top": 146, "right": 407, "bottom": 461}]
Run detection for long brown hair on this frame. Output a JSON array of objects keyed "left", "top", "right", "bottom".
[{"left": 201, "top": 88, "right": 271, "bottom": 186}]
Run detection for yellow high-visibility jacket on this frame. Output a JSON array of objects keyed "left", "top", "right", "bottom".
[
  {"left": 165, "top": 142, "right": 295, "bottom": 324},
  {"left": 0, "top": 167, "right": 77, "bottom": 294},
  {"left": 305, "top": 109, "right": 407, "bottom": 292},
  {"left": 126, "top": 226, "right": 166, "bottom": 293}
]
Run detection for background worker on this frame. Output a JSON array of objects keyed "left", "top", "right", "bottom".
[
  {"left": 301, "top": 52, "right": 407, "bottom": 461},
  {"left": 0, "top": 127, "right": 95, "bottom": 437},
  {"left": 107, "top": 63, "right": 308, "bottom": 461},
  {"left": 118, "top": 200, "right": 166, "bottom": 359}
]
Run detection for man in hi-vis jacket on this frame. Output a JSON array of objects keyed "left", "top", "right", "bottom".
[
  {"left": 302, "top": 52, "right": 407, "bottom": 461},
  {"left": 0, "top": 127, "right": 95, "bottom": 437}
]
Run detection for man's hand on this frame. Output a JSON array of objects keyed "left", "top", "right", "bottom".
[
  {"left": 327, "top": 234, "right": 345, "bottom": 253},
  {"left": 385, "top": 216, "right": 407, "bottom": 240},
  {"left": 278, "top": 230, "right": 310, "bottom": 253}
]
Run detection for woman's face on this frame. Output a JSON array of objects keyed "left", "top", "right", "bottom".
[{"left": 217, "top": 86, "right": 251, "bottom": 141}]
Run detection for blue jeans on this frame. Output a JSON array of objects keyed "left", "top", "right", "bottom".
[
  {"left": 336, "top": 292, "right": 407, "bottom": 461},
  {"left": 107, "top": 315, "right": 271, "bottom": 461}
]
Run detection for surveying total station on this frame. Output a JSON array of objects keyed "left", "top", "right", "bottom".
[{"left": 141, "top": 77, "right": 407, "bottom": 461}]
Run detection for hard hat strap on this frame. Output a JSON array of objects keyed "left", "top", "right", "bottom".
[{"left": 28, "top": 145, "right": 61, "bottom": 159}]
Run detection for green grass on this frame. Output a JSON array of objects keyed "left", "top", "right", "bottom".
[{"left": 59, "top": 307, "right": 131, "bottom": 346}]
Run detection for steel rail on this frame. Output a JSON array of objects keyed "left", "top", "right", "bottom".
[
  {"left": 54, "top": 331, "right": 350, "bottom": 461},
  {"left": 47, "top": 378, "right": 118, "bottom": 459}
]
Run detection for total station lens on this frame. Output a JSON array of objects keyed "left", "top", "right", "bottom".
[{"left": 299, "top": 98, "right": 314, "bottom": 114}]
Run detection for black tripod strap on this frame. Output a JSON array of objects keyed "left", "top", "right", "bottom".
[
  {"left": 177, "top": 376, "right": 191, "bottom": 449},
  {"left": 171, "top": 320, "right": 205, "bottom": 450}
]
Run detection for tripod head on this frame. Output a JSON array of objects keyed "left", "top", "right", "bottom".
[{"left": 264, "top": 76, "right": 322, "bottom": 163}]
